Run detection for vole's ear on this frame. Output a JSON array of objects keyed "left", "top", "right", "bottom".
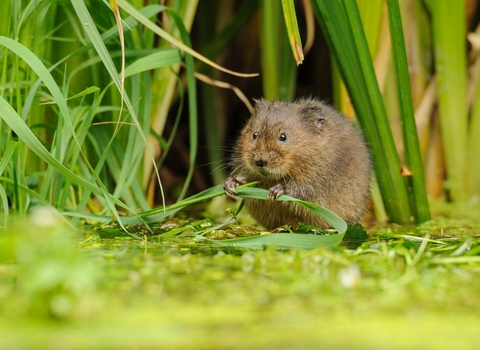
[
  {"left": 313, "top": 116, "right": 326, "bottom": 130},
  {"left": 300, "top": 101, "right": 327, "bottom": 131},
  {"left": 252, "top": 98, "right": 269, "bottom": 115}
]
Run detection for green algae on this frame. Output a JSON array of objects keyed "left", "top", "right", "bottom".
[{"left": 1, "top": 208, "right": 480, "bottom": 349}]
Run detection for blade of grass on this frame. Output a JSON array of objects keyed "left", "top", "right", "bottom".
[
  {"left": 430, "top": 0, "right": 468, "bottom": 201},
  {"left": 386, "top": 0, "right": 430, "bottom": 222},
  {"left": 124, "top": 49, "right": 181, "bottom": 77},
  {"left": 235, "top": 187, "right": 347, "bottom": 234},
  {"left": 281, "top": 0, "right": 304, "bottom": 65},
  {"left": 0, "top": 140, "right": 17, "bottom": 176},
  {"left": 311, "top": 0, "right": 412, "bottom": 224},
  {"left": 260, "top": 0, "right": 280, "bottom": 100},
  {"left": 356, "top": 0, "right": 384, "bottom": 56},
  {"left": 469, "top": 66, "right": 480, "bottom": 196},
  {"left": 0, "top": 140, "right": 16, "bottom": 226},
  {"left": 0, "top": 184, "right": 8, "bottom": 227},
  {"left": 260, "top": 0, "right": 297, "bottom": 100},
  {"left": 211, "top": 232, "right": 344, "bottom": 250}
]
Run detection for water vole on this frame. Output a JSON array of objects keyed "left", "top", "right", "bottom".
[{"left": 224, "top": 98, "right": 371, "bottom": 229}]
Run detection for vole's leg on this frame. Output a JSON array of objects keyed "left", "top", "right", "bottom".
[
  {"left": 268, "top": 183, "right": 286, "bottom": 200},
  {"left": 224, "top": 176, "right": 242, "bottom": 196}
]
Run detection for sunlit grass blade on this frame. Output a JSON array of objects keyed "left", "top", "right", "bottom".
[
  {"left": 0, "top": 140, "right": 16, "bottom": 226},
  {"left": 211, "top": 232, "right": 344, "bottom": 250},
  {"left": 235, "top": 187, "right": 347, "bottom": 234},
  {"left": 430, "top": 0, "right": 468, "bottom": 201},
  {"left": 260, "top": 0, "right": 297, "bottom": 100},
  {"left": 0, "top": 184, "right": 8, "bottom": 227},
  {"left": 210, "top": 186, "right": 347, "bottom": 249},
  {"left": 281, "top": 0, "right": 304, "bottom": 65},
  {"left": 386, "top": 0, "right": 430, "bottom": 222},
  {"left": 124, "top": 49, "right": 181, "bottom": 77},
  {"left": 356, "top": 0, "right": 383, "bottom": 56},
  {"left": 0, "top": 140, "right": 17, "bottom": 176},
  {"left": 260, "top": 0, "right": 281, "bottom": 100},
  {"left": 311, "top": 0, "right": 412, "bottom": 224},
  {"left": 108, "top": 0, "right": 126, "bottom": 139},
  {"left": 469, "top": 69, "right": 480, "bottom": 196}
]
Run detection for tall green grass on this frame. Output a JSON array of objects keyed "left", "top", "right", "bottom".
[
  {"left": 431, "top": 1, "right": 468, "bottom": 202},
  {"left": 0, "top": 0, "right": 209, "bottom": 228},
  {"left": 1, "top": 0, "right": 479, "bottom": 229},
  {"left": 312, "top": 0, "right": 419, "bottom": 224},
  {"left": 260, "top": 0, "right": 297, "bottom": 100},
  {"left": 312, "top": 0, "right": 479, "bottom": 222},
  {"left": 386, "top": 0, "right": 429, "bottom": 222}
]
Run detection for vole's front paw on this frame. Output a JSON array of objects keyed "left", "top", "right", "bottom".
[
  {"left": 224, "top": 176, "right": 241, "bottom": 196},
  {"left": 268, "top": 183, "right": 285, "bottom": 200}
]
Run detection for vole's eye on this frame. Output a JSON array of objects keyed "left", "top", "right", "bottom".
[
  {"left": 279, "top": 133, "right": 287, "bottom": 142},
  {"left": 253, "top": 132, "right": 258, "bottom": 140}
]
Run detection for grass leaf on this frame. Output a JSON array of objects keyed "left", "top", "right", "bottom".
[
  {"left": 211, "top": 232, "right": 343, "bottom": 249},
  {"left": 431, "top": 0, "right": 468, "bottom": 201},
  {"left": 281, "top": 0, "right": 304, "bottom": 65},
  {"left": 0, "top": 140, "right": 17, "bottom": 176},
  {"left": 235, "top": 186, "right": 348, "bottom": 235},
  {"left": 386, "top": 0, "right": 430, "bottom": 222},
  {"left": 125, "top": 48, "right": 181, "bottom": 77}
]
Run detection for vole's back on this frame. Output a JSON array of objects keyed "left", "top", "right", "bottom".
[{"left": 230, "top": 98, "right": 371, "bottom": 229}]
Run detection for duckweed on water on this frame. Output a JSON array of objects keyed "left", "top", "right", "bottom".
[{"left": 1, "top": 208, "right": 480, "bottom": 349}]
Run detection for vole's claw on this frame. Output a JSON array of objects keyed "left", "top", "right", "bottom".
[
  {"left": 268, "top": 183, "right": 285, "bottom": 200},
  {"left": 224, "top": 176, "right": 241, "bottom": 196}
]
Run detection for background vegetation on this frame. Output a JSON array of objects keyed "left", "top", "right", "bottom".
[{"left": 1, "top": 0, "right": 480, "bottom": 229}]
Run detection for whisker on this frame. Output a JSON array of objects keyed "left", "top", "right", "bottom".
[
  {"left": 198, "top": 144, "right": 230, "bottom": 151},
  {"left": 209, "top": 164, "right": 230, "bottom": 175}
]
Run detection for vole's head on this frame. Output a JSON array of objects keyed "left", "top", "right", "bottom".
[{"left": 236, "top": 98, "right": 336, "bottom": 180}]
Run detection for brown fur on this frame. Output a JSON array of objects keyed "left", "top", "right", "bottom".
[{"left": 226, "top": 98, "right": 371, "bottom": 229}]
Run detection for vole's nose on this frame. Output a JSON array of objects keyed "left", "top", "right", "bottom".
[{"left": 255, "top": 159, "right": 267, "bottom": 168}]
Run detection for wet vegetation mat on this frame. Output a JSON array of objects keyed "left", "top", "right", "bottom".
[{"left": 1, "top": 207, "right": 480, "bottom": 349}]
